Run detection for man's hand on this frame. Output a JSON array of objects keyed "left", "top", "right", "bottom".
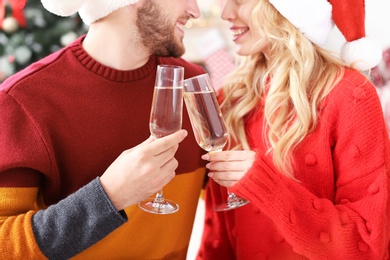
[{"left": 100, "top": 130, "right": 188, "bottom": 210}]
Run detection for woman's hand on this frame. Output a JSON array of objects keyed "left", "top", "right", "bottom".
[{"left": 202, "top": 150, "right": 256, "bottom": 188}]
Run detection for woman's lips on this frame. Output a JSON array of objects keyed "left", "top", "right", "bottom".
[{"left": 230, "top": 27, "right": 249, "bottom": 41}]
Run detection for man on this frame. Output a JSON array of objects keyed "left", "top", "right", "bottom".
[{"left": 0, "top": 0, "right": 206, "bottom": 259}]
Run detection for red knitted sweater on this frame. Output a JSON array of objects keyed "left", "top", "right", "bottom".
[{"left": 198, "top": 69, "right": 390, "bottom": 259}]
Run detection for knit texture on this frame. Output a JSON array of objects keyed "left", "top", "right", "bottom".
[
  {"left": 0, "top": 35, "right": 206, "bottom": 259},
  {"left": 198, "top": 69, "right": 390, "bottom": 259}
]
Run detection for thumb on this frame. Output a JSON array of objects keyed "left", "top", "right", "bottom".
[{"left": 128, "top": 135, "right": 155, "bottom": 152}]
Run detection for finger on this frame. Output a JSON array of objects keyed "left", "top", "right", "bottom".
[
  {"left": 161, "top": 157, "right": 179, "bottom": 173},
  {"left": 127, "top": 135, "right": 155, "bottom": 152},
  {"left": 150, "top": 130, "right": 188, "bottom": 155},
  {"left": 219, "top": 180, "right": 237, "bottom": 188},
  {"left": 152, "top": 144, "right": 179, "bottom": 169},
  {"left": 205, "top": 150, "right": 256, "bottom": 162},
  {"left": 159, "top": 158, "right": 178, "bottom": 183},
  {"left": 208, "top": 160, "right": 253, "bottom": 172},
  {"left": 213, "top": 178, "right": 237, "bottom": 188},
  {"left": 141, "top": 135, "right": 156, "bottom": 146},
  {"left": 210, "top": 171, "right": 245, "bottom": 182}
]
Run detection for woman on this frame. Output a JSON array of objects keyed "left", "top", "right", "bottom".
[{"left": 197, "top": 0, "right": 390, "bottom": 259}]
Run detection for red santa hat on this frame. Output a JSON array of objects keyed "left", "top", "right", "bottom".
[
  {"left": 40, "top": 0, "right": 139, "bottom": 25},
  {"left": 269, "top": 0, "right": 382, "bottom": 71}
]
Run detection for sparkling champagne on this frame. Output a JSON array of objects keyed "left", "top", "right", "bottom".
[
  {"left": 150, "top": 86, "right": 183, "bottom": 139},
  {"left": 183, "top": 73, "right": 249, "bottom": 212},
  {"left": 183, "top": 90, "right": 228, "bottom": 151}
]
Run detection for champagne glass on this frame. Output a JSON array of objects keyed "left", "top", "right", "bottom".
[
  {"left": 183, "top": 73, "right": 249, "bottom": 211},
  {"left": 138, "top": 65, "right": 184, "bottom": 214}
]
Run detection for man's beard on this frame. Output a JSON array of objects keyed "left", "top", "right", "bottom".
[{"left": 136, "top": 0, "right": 185, "bottom": 57}]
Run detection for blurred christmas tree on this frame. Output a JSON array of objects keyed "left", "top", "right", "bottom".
[{"left": 0, "top": 0, "right": 88, "bottom": 82}]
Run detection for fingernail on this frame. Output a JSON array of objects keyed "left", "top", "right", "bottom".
[
  {"left": 201, "top": 154, "right": 210, "bottom": 160},
  {"left": 205, "top": 163, "right": 210, "bottom": 169},
  {"left": 180, "top": 130, "right": 188, "bottom": 138},
  {"left": 208, "top": 172, "right": 214, "bottom": 177}
]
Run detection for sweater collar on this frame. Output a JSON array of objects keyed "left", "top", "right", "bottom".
[{"left": 70, "top": 35, "right": 157, "bottom": 83}]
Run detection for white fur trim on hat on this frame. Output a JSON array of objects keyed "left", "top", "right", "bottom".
[
  {"left": 80, "top": 0, "right": 139, "bottom": 25},
  {"left": 269, "top": 0, "right": 334, "bottom": 46},
  {"left": 41, "top": 0, "right": 84, "bottom": 16},
  {"left": 341, "top": 37, "right": 383, "bottom": 71},
  {"left": 41, "top": 0, "right": 139, "bottom": 25}
]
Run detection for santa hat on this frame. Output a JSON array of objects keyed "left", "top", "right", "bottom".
[
  {"left": 269, "top": 0, "right": 382, "bottom": 71},
  {"left": 40, "top": 0, "right": 139, "bottom": 25}
]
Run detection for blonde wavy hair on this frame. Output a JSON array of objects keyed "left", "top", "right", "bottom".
[{"left": 220, "top": 0, "right": 348, "bottom": 178}]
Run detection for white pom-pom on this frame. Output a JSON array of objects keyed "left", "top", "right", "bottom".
[
  {"left": 41, "top": 0, "right": 85, "bottom": 16},
  {"left": 341, "top": 37, "right": 383, "bottom": 71}
]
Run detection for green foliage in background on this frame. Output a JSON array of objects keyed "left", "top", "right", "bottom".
[{"left": 0, "top": 0, "right": 88, "bottom": 82}]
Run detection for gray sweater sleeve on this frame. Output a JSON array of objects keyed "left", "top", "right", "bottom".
[{"left": 32, "top": 177, "right": 127, "bottom": 260}]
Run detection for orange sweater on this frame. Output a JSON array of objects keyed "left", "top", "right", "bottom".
[
  {"left": 0, "top": 36, "right": 206, "bottom": 259},
  {"left": 198, "top": 69, "right": 390, "bottom": 259}
]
